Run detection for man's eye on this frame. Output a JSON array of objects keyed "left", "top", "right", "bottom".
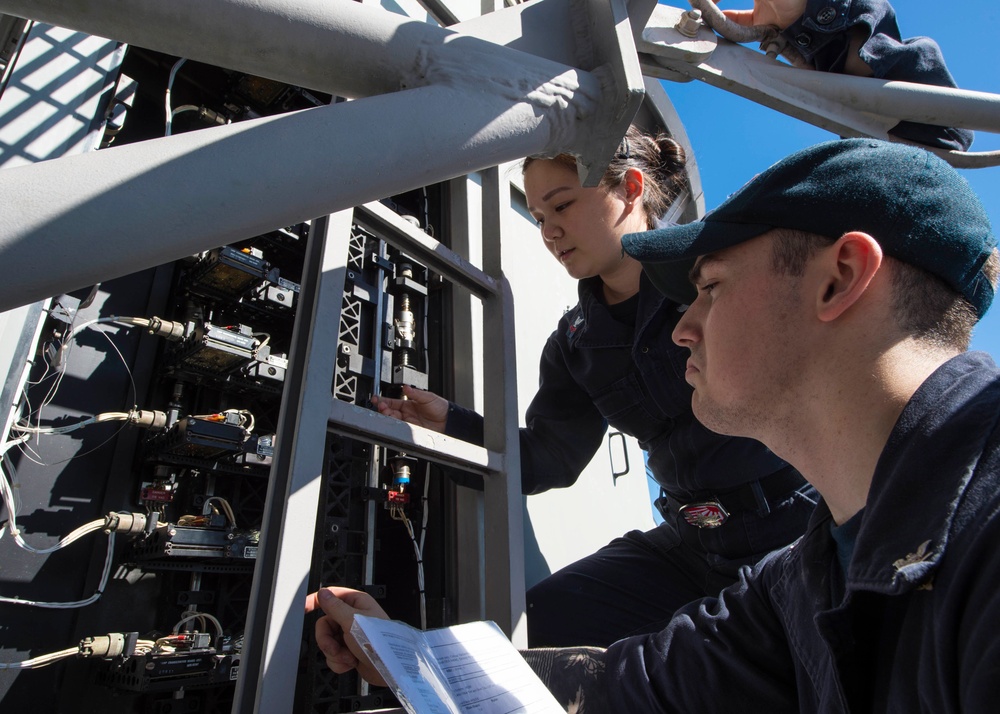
[
  {"left": 555, "top": 201, "right": 571, "bottom": 212},
  {"left": 699, "top": 282, "right": 717, "bottom": 294}
]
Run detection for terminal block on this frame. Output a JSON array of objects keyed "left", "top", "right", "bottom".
[
  {"left": 185, "top": 246, "right": 274, "bottom": 301},
  {"left": 148, "top": 416, "right": 247, "bottom": 460},
  {"left": 169, "top": 323, "right": 260, "bottom": 376},
  {"left": 130, "top": 521, "right": 260, "bottom": 561},
  {"left": 99, "top": 651, "right": 240, "bottom": 693}
]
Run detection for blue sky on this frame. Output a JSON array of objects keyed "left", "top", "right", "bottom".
[{"left": 659, "top": 0, "right": 1000, "bottom": 359}]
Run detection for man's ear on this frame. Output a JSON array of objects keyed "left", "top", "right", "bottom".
[{"left": 815, "top": 231, "right": 883, "bottom": 322}]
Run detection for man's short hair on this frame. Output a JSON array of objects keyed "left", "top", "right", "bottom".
[{"left": 771, "top": 228, "right": 1000, "bottom": 350}]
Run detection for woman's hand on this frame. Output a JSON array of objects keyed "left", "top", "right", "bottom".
[{"left": 371, "top": 384, "right": 449, "bottom": 433}]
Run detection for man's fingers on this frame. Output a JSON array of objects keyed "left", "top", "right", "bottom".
[
  {"left": 326, "top": 586, "right": 381, "bottom": 612},
  {"left": 315, "top": 617, "right": 360, "bottom": 673},
  {"left": 304, "top": 590, "right": 325, "bottom": 614},
  {"left": 313, "top": 587, "right": 360, "bottom": 620},
  {"left": 305, "top": 588, "right": 356, "bottom": 615},
  {"left": 323, "top": 650, "right": 360, "bottom": 675}
]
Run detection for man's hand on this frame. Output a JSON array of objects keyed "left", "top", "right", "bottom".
[
  {"left": 305, "top": 586, "right": 390, "bottom": 687},
  {"left": 371, "top": 384, "right": 449, "bottom": 433},
  {"left": 716, "top": 0, "right": 807, "bottom": 30}
]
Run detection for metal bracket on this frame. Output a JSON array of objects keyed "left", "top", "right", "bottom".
[
  {"left": 636, "top": 3, "right": 717, "bottom": 67},
  {"left": 452, "top": 0, "right": 649, "bottom": 186}
]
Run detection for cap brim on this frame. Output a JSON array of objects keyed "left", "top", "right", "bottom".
[{"left": 623, "top": 220, "right": 774, "bottom": 306}]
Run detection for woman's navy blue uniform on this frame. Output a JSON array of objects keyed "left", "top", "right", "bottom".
[{"left": 446, "top": 273, "right": 817, "bottom": 646}]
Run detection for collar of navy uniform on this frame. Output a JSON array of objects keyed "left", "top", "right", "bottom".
[{"left": 844, "top": 352, "right": 1000, "bottom": 595}]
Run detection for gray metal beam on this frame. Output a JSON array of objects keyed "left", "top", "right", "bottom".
[
  {"left": 453, "top": 0, "right": 648, "bottom": 184},
  {"left": 0, "top": 0, "right": 458, "bottom": 100},
  {"left": 479, "top": 166, "right": 526, "bottom": 646},
  {"left": 357, "top": 201, "right": 500, "bottom": 300},
  {"left": 0, "top": 0, "right": 653, "bottom": 312},
  {"left": 327, "top": 397, "right": 503, "bottom": 475},
  {"left": 0, "top": 76, "right": 598, "bottom": 312},
  {"left": 637, "top": 4, "right": 1000, "bottom": 167},
  {"left": 237, "top": 210, "right": 354, "bottom": 714},
  {"left": 0, "top": 0, "right": 637, "bottom": 175}
]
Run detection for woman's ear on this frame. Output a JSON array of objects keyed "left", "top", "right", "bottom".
[
  {"left": 815, "top": 231, "right": 883, "bottom": 322},
  {"left": 623, "top": 167, "right": 644, "bottom": 204}
]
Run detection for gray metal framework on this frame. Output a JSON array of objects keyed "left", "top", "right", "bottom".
[
  {"left": 0, "top": 1, "right": 996, "bottom": 312},
  {"left": 0, "top": 0, "right": 651, "bottom": 312},
  {"left": 235, "top": 197, "right": 524, "bottom": 712},
  {"left": 635, "top": 3, "right": 1000, "bottom": 168},
  {"left": 1, "top": 2, "right": 999, "bottom": 713}
]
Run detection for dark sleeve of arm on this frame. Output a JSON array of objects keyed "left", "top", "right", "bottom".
[
  {"left": 782, "top": 0, "right": 973, "bottom": 151},
  {"left": 523, "top": 551, "right": 800, "bottom": 713},
  {"left": 521, "top": 647, "right": 612, "bottom": 712},
  {"left": 954, "top": 446, "right": 1000, "bottom": 710},
  {"left": 438, "top": 402, "right": 488, "bottom": 491},
  {"left": 440, "top": 332, "right": 607, "bottom": 495},
  {"left": 516, "top": 333, "right": 608, "bottom": 494}
]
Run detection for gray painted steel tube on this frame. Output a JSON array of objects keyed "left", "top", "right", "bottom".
[
  {"left": 0, "top": 0, "right": 605, "bottom": 312},
  {"left": 0, "top": 0, "right": 573, "bottom": 101},
  {"left": 0, "top": 77, "right": 598, "bottom": 311}
]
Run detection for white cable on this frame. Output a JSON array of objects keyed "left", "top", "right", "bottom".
[
  {"left": 420, "top": 462, "right": 430, "bottom": 558},
  {"left": 0, "top": 435, "right": 29, "bottom": 542},
  {"left": 173, "top": 611, "right": 224, "bottom": 640},
  {"left": 11, "top": 411, "right": 132, "bottom": 435},
  {"left": 0, "top": 532, "right": 115, "bottom": 608},
  {"left": 252, "top": 332, "right": 271, "bottom": 353},
  {"left": 54, "top": 315, "right": 151, "bottom": 369},
  {"left": 171, "top": 103, "right": 200, "bottom": 120},
  {"left": 398, "top": 465, "right": 432, "bottom": 630},
  {"left": 0, "top": 460, "right": 102, "bottom": 552},
  {"left": 0, "top": 647, "right": 78, "bottom": 670},
  {"left": 165, "top": 58, "right": 187, "bottom": 136},
  {"left": 0, "top": 312, "right": 125, "bottom": 607},
  {"left": 0, "top": 636, "right": 159, "bottom": 669},
  {"left": 399, "top": 514, "right": 426, "bottom": 630},
  {"left": 202, "top": 496, "right": 237, "bottom": 526},
  {"left": 65, "top": 315, "right": 149, "bottom": 346}
]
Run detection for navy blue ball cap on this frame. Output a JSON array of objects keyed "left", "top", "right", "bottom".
[{"left": 623, "top": 139, "right": 997, "bottom": 318}]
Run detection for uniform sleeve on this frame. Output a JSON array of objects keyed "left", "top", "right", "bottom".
[
  {"left": 951, "top": 444, "right": 1000, "bottom": 711},
  {"left": 955, "top": 523, "right": 1000, "bottom": 711},
  {"left": 516, "top": 331, "right": 609, "bottom": 494},
  {"left": 440, "top": 330, "right": 607, "bottom": 495},
  {"left": 781, "top": 0, "right": 973, "bottom": 151},
  {"left": 523, "top": 551, "right": 800, "bottom": 713}
]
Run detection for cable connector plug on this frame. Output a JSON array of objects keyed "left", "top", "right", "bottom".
[
  {"left": 129, "top": 409, "right": 167, "bottom": 430},
  {"left": 147, "top": 316, "right": 186, "bottom": 341},
  {"left": 103, "top": 511, "right": 147, "bottom": 535},
  {"left": 78, "top": 632, "right": 138, "bottom": 658}
]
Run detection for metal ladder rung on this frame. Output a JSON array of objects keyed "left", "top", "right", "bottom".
[
  {"left": 359, "top": 201, "right": 500, "bottom": 298},
  {"left": 327, "top": 396, "right": 503, "bottom": 476}
]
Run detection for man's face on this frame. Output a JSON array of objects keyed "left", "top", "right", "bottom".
[{"left": 671, "top": 231, "right": 810, "bottom": 441}]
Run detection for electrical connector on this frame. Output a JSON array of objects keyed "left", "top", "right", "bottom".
[
  {"left": 78, "top": 632, "right": 138, "bottom": 658},
  {"left": 129, "top": 409, "right": 167, "bottom": 430},
  {"left": 147, "top": 316, "right": 186, "bottom": 341},
  {"left": 103, "top": 512, "right": 148, "bottom": 536}
]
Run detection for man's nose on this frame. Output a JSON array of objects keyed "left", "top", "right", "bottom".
[{"left": 672, "top": 302, "right": 700, "bottom": 347}]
